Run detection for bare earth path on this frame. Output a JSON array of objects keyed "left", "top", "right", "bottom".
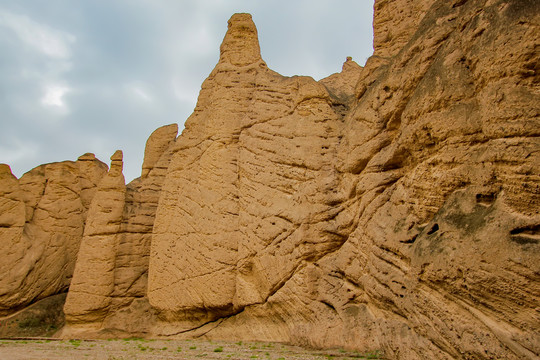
[{"left": 0, "top": 339, "right": 382, "bottom": 359}]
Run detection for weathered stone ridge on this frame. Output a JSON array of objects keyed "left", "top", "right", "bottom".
[
  {"left": 64, "top": 150, "right": 127, "bottom": 323},
  {"left": 1, "top": 2, "right": 539, "bottom": 359},
  {"left": 0, "top": 155, "right": 107, "bottom": 315}
]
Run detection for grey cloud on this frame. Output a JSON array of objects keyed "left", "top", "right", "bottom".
[{"left": 0, "top": 0, "right": 374, "bottom": 182}]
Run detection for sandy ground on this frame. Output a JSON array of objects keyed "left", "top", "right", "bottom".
[{"left": 0, "top": 339, "right": 383, "bottom": 360}]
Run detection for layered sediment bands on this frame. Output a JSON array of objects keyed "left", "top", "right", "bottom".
[
  {"left": 373, "top": 0, "right": 437, "bottom": 58},
  {"left": 323, "top": 1, "right": 539, "bottom": 358},
  {"left": 0, "top": 156, "right": 107, "bottom": 315}
]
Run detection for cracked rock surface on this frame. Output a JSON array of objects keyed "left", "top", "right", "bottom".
[
  {"left": 62, "top": 126, "right": 177, "bottom": 337},
  {"left": 0, "top": 155, "right": 107, "bottom": 314},
  {"left": 1, "top": 2, "right": 539, "bottom": 359},
  {"left": 142, "top": 5, "right": 537, "bottom": 358}
]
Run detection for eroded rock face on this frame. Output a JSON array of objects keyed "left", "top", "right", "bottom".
[
  {"left": 63, "top": 125, "right": 177, "bottom": 336},
  {"left": 146, "top": 4, "right": 539, "bottom": 359},
  {"left": 141, "top": 124, "right": 179, "bottom": 178},
  {"left": 373, "top": 0, "right": 436, "bottom": 58},
  {"left": 148, "top": 13, "right": 351, "bottom": 333},
  {"left": 64, "top": 150, "right": 127, "bottom": 324},
  {"left": 2, "top": 2, "right": 539, "bottom": 359},
  {"left": 0, "top": 156, "right": 108, "bottom": 315},
  {"left": 320, "top": 56, "right": 363, "bottom": 110}
]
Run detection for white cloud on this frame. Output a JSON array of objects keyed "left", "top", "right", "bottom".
[
  {"left": 184, "top": 24, "right": 215, "bottom": 56},
  {"left": 133, "top": 87, "right": 152, "bottom": 102},
  {"left": 0, "top": 1, "right": 375, "bottom": 182},
  {"left": 0, "top": 9, "right": 75, "bottom": 59},
  {"left": 41, "top": 84, "right": 70, "bottom": 108}
]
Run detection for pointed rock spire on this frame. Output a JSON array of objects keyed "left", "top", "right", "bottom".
[
  {"left": 64, "top": 150, "right": 126, "bottom": 323},
  {"left": 219, "top": 13, "right": 263, "bottom": 66},
  {"left": 109, "top": 150, "right": 124, "bottom": 177}
]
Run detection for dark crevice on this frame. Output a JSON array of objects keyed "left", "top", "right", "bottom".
[
  {"left": 452, "top": 0, "right": 468, "bottom": 8},
  {"left": 427, "top": 223, "right": 439, "bottom": 235},
  {"left": 320, "top": 300, "right": 337, "bottom": 313},
  {"left": 510, "top": 224, "right": 540, "bottom": 245},
  {"left": 476, "top": 193, "right": 497, "bottom": 206},
  {"left": 400, "top": 234, "right": 418, "bottom": 244},
  {"left": 165, "top": 307, "right": 246, "bottom": 338},
  {"left": 510, "top": 224, "right": 539, "bottom": 235}
]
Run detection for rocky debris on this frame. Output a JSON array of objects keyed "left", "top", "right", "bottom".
[{"left": 0, "top": 157, "right": 108, "bottom": 316}]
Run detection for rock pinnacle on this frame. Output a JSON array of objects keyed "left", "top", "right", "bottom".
[{"left": 219, "top": 13, "right": 263, "bottom": 66}]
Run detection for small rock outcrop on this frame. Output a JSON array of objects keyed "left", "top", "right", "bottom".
[
  {"left": 1, "top": 2, "right": 539, "bottom": 359},
  {"left": 320, "top": 56, "right": 363, "bottom": 110},
  {"left": 141, "top": 124, "right": 178, "bottom": 178}
]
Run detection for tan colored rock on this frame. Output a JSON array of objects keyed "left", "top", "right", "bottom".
[
  {"left": 147, "top": 4, "right": 539, "bottom": 359},
  {"left": 64, "top": 151, "right": 126, "bottom": 324},
  {"left": 141, "top": 124, "right": 178, "bottom": 178},
  {"left": 0, "top": 157, "right": 107, "bottom": 315},
  {"left": 4, "top": 2, "right": 540, "bottom": 359},
  {"left": 0, "top": 164, "right": 25, "bottom": 228},
  {"left": 148, "top": 13, "right": 350, "bottom": 332},
  {"left": 319, "top": 56, "right": 363, "bottom": 106},
  {"left": 99, "top": 125, "right": 177, "bottom": 334},
  {"left": 63, "top": 125, "right": 177, "bottom": 336},
  {"left": 373, "top": 0, "right": 436, "bottom": 58},
  {"left": 248, "top": 1, "right": 538, "bottom": 358}
]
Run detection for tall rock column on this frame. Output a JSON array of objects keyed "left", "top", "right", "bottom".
[
  {"left": 148, "top": 13, "right": 351, "bottom": 335},
  {"left": 61, "top": 124, "right": 178, "bottom": 337},
  {"left": 64, "top": 151, "right": 126, "bottom": 326},
  {"left": 148, "top": 14, "right": 266, "bottom": 328},
  {"left": 100, "top": 124, "right": 178, "bottom": 335}
]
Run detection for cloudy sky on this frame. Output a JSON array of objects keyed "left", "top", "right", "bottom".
[{"left": 0, "top": 0, "right": 374, "bottom": 182}]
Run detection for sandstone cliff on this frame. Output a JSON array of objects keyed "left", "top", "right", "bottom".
[
  {"left": 1, "top": 1, "right": 539, "bottom": 359},
  {"left": 0, "top": 155, "right": 107, "bottom": 315}
]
